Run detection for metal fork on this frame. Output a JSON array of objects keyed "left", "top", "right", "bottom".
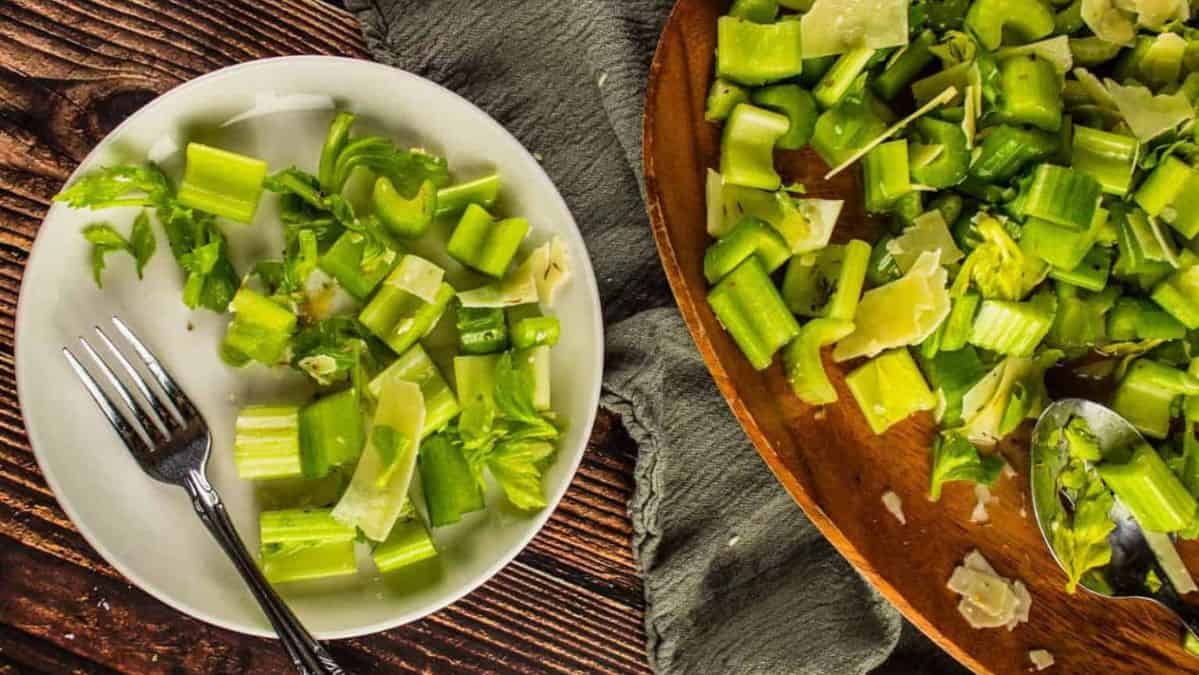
[{"left": 63, "top": 317, "right": 347, "bottom": 675}]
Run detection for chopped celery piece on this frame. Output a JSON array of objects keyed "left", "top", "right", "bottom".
[
  {"left": 1108, "top": 297, "right": 1187, "bottom": 340},
  {"left": 716, "top": 16, "right": 805, "bottom": 86},
  {"left": 372, "top": 517, "right": 437, "bottom": 573},
  {"left": 1111, "top": 359, "right": 1198, "bottom": 438},
  {"left": 511, "top": 315, "right": 560, "bottom": 350},
  {"left": 260, "top": 508, "right": 356, "bottom": 545},
  {"left": 1071, "top": 126, "right": 1138, "bottom": 196},
  {"left": 391, "top": 255, "right": 445, "bottom": 304},
  {"left": 373, "top": 177, "right": 436, "bottom": 239},
  {"left": 862, "top": 140, "right": 911, "bottom": 213},
  {"left": 782, "top": 247, "right": 843, "bottom": 318},
  {"left": 706, "top": 79, "right": 751, "bottom": 122},
  {"left": 962, "top": 353, "right": 1059, "bottom": 447},
  {"left": 918, "top": 345, "right": 986, "bottom": 424},
  {"left": 751, "top": 85, "right": 818, "bottom": 150},
  {"left": 1116, "top": 207, "right": 1178, "bottom": 274},
  {"left": 221, "top": 288, "right": 297, "bottom": 366},
  {"left": 1139, "top": 32, "right": 1187, "bottom": 90},
  {"left": 1098, "top": 444, "right": 1198, "bottom": 533},
  {"left": 1049, "top": 246, "right": 1113, "bottom": 293},
  {"left": 299, "top": 389, "right": 363, "bottom": 477},
  {"left": 969, "top": 294, "right": 1057, "bottom": 357},
  {"left": 887, "top": 210, "right": 963, "bottom": 272},
  {"left": 515, "top": 345, "right": 552, "bottom": 411},
  {"left": 811, "top": 76, "right": 888, "bottom": 167},
  {"left": 822, "top": 86, "right": 959, "bottom": 180},
  {"left": 908, "top": 117, "right": 969, "bottom": 188},
  {"left": 420, "top": 432, "right": 485, "bottom": 527},
  {"left": 911, "top": 62, "right": 972, "bottom": 106},
  {"left": 834, "top": 252, "right": 951, "bottom": 362},
  {"left": 1021, "top": 165, "right": 1100, "bottom": 232},
  {"left": 825, "top": 240, "right": 870, "bottom": 321},
  {"left": 873, "top": 30, "right": 937, "bottom": 102},
  {"left": 457, "top": 306, "right": 509, "bottom": 355},
  {"left": 940, "top": 293, "right": 982, "bottom": 353},
  {"left": 703, "top": 216, "right": 791, "bottom": 284},
  {"left": 446, "top": 204, "right": 529, "bottom": 278},
  {"left": 929, "top": 432, "right": 1004, "bottom": 501},
  {"left": 454, "top": 353, "right": 500, "bottom": 416},
  {"left": 721, "top": 104, "right": 789, "bottom": 190},
  {"left": 176, "top": 143, "right": 267, "bottom": 224},
  {"left": 708, "top": 257, "right": 800, "bottom": 370},
  {"left": 234, "top": 405, "right": 302, "bottom": 480},
  {"left": 968, "top": 125, "right": 1059, "bottom": 183},
  {"left": 436, "top": 174, "right": 500, "bottom": 218},
  {"left": 1134, "top": 156, "right": 1199, "bottom": 239},
  {"left": 782, "top": 318, "right": 854, "bottom": 405},
  {"left": 996, "top": 55, "right": 1062, "bottom": 132},
  {"left": 846, "top": 349, "right": 937, "bottom": 434},
  {"left": 319, "top": 231, "right": 399, "bottom": 301},
  {"left": 332, "top": 379, "right": 425, "bottom": 541},
  {"left": 359, "top": 271, "right": 455, "bottom": 355},
  {"left": 1021, "top": 207, "right": 1105, "bottom": 271},
  {"left": 1047, "top": 285, "right": 1117, "bottom": 348},
  {"left": 1151, "top": 262, "right": 1199, "bottom": 329},
  {"left": 368, "top": 343, "right": 460, "bottom": 438},
  {"left": 261, "top": 540, "right": 356, "bottom": 584},
  {"left": 965, "top": 0, "right": 1054, "bottom": 50},
  {"left": 814, "top": 47, "right": 877, "bottom": 109}
]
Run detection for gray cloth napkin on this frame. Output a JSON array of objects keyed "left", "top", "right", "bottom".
[{"left": 347, "top": 2, "right": 967, "bottom": 673}]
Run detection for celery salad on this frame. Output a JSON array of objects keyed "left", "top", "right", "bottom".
[
  {"left": 55, "top": 110, "right": 571, "bottom": 584},
  {"left": 705, "top": 0, "right": 1199, "bottom": 607}
]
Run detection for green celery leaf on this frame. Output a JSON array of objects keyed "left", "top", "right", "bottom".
[
  {"left": 1050, "top": 465, "right": 1116, "bottom": 593},
  {"left": 487, "top": 440, "right": 555, "bottom": 510},
  {"left": 929, "top": 432, "right": 1005, "bottom": 501},
  {"left": 82, "top": 216, "right": 157, "bottom": 287},
  {"left": 82, "top": 223, "right": 131, "bottom": 249},
  {"left": 129, "top": 211, "right": 156, "bottom": 278},
  {"left": 56, "top": 165, "right": 171, "bottom": 210},
  {"left": 289, "top": 317, "right": 386, "bottom": 387}
]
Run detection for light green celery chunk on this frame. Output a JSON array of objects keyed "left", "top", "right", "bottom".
[
  {"left": 298, "top": 388, "right": 363, "bottom": 477},
  {"left": 783, "top": 318, "right": 854, "bottom": 405},
  {"left": 369, "top": 343, "right": 460, "bottom": 438},
  {"left": 234, "top": 405, "right": 302, "bottom": 480},
  {"left": 1049, "top": 246, "right": 1113, "bottom": 292},
  {"left": 968, "top": 294, "right": 1057, "bottom": 357},
  {"left": 446, "top": 204, "right": 529, "bottom": 278},
  {"left": 372, "top": 517, "right": 437, "bottom": 574},
  {"left": 261, "top": 540, "right": 357, "bottom": 584},
  {"left": 826, "top": 240, "right": 871, "bottom": 321},
  {"left": 716, "top": 16, "right": 805, "bottom": 86},
  {"left": 176, "top": 143, "right": 268, "bottom": 223},
  {"left": 515, "top": 346, "right": 552, "bottom": 411},
  {"left": 751, "top": 84, "right": 818, "bottom": 150},
  {"left": 260, "top": 508, "right": 356, "bottom": 545},
  {"left": 1021, "top": 208, "right": 1105, "bottom": 272},
  {"left": 332, "top": 379, "right": 425, "bottom": 542},
  {"left": 1134, "top": 156, "right": 1199, "bottom": 239},
  {"left": 359, "top": 273, "right": 455, "bottom": 355},
  {"left": 420, "top": 432, "right": 485, "bottom": 527},
  {"left": 721, "top": 104, "right": 790, "bottom": 191},
  {"left": 703, "top": 217, "right": 791, "bottom": 284},
  {"left": 1098, "top": 444, "right": 1198, "bottom": 533},
  {"left": 1021, "top": 165, "right": 1100, "bottom": 232},
  {"left": 1071, "top": 126, "right": 1138, "bottom": 196},
  {"left": 966, "top": 0, "right": 1054, "bottom": 50},
  {"left": 454, "top": 353, "right": 501, "bottom": 416},
  {"left": 928, "top": 432, "right": 1004, "bottom": 501},
  {"left": 221, "top": 287, "right": 298, "bottom": 366},
  {"left": 1111, "top": 359, "right": 1199, "bottom": 438},
  {"left": 373, "top": 177, "right": 437, "bottom": 239},
  {"left": 436, "top": 174, "right": 500, "bottom": 218},
  {"left": 708, "top": 257, "right": 800, "bottom": 370},
  {"left": 706, "top": 79, "right": 751, "bottom": 123},
  {"left": 814, "top": 47, "right": 877, "bottom": 109},
  {"left": 862, "top": 140, "right": 911, "bottom": 213},
  {"left": 318, "top": 231, "right": 399, "bottom": 301},
  {"left": 1151, "top": 261, "right": 1199, "bottom": 329},
  {"left": 996, "top": 55, "right": 1062, "bottom": 132},
  {"left": 846, "top": 349, "right": 937, "bottom": 435},
  {"left": 729, "top": 0, "right": 779, "bottom": 22}
]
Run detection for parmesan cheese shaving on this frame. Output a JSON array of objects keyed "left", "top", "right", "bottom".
[
  {"left": 833, "top": 251, "right": 951, "bottom": 361},
  {"left": 387, "top": 255, "right": 445, "bottom": 304},
  {"left": 996, "top": 36, "right": 1074, "bottom": 76},
  {"left": 1081, "top": 0, "right": 1137, "bottom": 45},
  {"left": 146, "top": 134, "right": 180, "bottom": 164},
  {"left": 220, "top": 92, "right": 336, "bottom": 128},
  {"left": 882, "top": 491, "right": 906, "bottom": 525},
  {"left": 515, "top": 237, "right": 572, "bottom": 306},
  {"left": 970, "top": 484, "right": 997, "bottom": 524},
  {"left": 886, "top": 210, "right": 964, "bottom": 273},
  {"left": 793, "top": 199, "right": 843, "bottom": 253},
  {"left": 948, "top": 550, "right": 1032, "bottom": 630},
  {"left": 457, "top": 264, "right": 540, "bottom": 308},
  {"left": 1105, "top": 79, "right": 1194, "bottom": 141},
  {"left": 799, "top": 0, "right": 910, "bottom": 58},
  {"left": 1029, "top": 649, "right": 1055, "bottom": 671}
]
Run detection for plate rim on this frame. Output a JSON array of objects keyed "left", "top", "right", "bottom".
[{"left": 15, "top": 54, "right": 605, "bottom": 640}]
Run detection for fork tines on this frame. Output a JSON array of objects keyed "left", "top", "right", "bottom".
[{"left": 62, "top": 317, "right": 199, "bottom": 471}]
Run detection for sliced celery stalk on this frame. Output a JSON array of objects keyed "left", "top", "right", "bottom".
[
  {"left": 1098, "top": 444, "right": 1198, "bottom": 533},
  {"left": 319, "top": 231, "right": 399, "bottom": 301},
  {"left": 969, "top": 125, "right": 1059, "bottom": 183},
  {"left": 176, "top": 143, "right": 268, "bottom": 224},
  {"left": 373, "top": 177, "right": 436, "bottom": 239},
  {"left": 873, "top": 30, "right": 937, "bottom": 101},
  {"left": 1134, "top": 156, "right": 1199, "bottom": 239},
  {"left": 332, "top": 379, "right": 425, "bottom": 542},
  {"left": 969, "top": 294, "right": 1056, "bottom": 357},
  {"left": 729, "top": 0, "right": 779, "bottom": 22},
  {"left": 965, "top": 0, "right": 1054, "bottom": 50},
  {"left": 716, "top": 16, "right": 805, "bottom": 86},
  {"left": 708, "top": 257, "right": 800, "bottom": 370},
  {"left": 1049, "top": 246, "right": 1113, "bottom": 293},
  {"left": 372, "top": 517, "right": 437, "bottom": 574},
  {"left": 234, "top": 405, "right": 302, "bottom": 480},
  {"left": 1047, "top": 285, "right": 1117, "bottom": 348},
  {"left": 446, "top": 204, "right": 529, "bottom": 278},
  {"left": 390, "top": 255, "right": 445, "bottom": 305},
  {"left": 751, "top": 84, "right": 818, "bottom": 150},
  {"left": 814, "top": 47, "right": 877, "bottom": 109},
  {"left": 782, "top": 247, "right": 843, "bottom": 318},
  {"left": 827, "top": 240, "right": 871, "bottom": 321},
  {"left": 706, "top": 79, "right": 751, "bottom": 122},
  {"left": 704, "top": 216, "right": 791, "bottom": 284},
  {"left": 261, "top": 540, "right": 356, "bottom": 584},
  {"left": 846, "top": 349, "right": 937, "bottom": 434},
  {"left": 1151, "top": 262, "right": 1199, "bottom": 329},
  {"left": 221, "top": 288, "right": 298, "bottom": 366},
  {"left": 359, "top": 273, "right": 455, "bottom": 355},
  {"left": 1021, "top": 165, "right": 1100, "bottom": 232},
  {"left": 457, "top": 306, "right": 509, "bottom": 355},
  {"left": 299, "top": 389, "right": 363, "bottom": 477},
  {"left": 782, "top": 318, "right": 855, "bottom": 405},
  {"left": 918, "top": 345, "right": 986, "bottom": 425},
  {"left": 511, "top": 315, "right": 560, "bottom": 350},
  {"left": 940, "top": 292, "right": 982, "bottom": 353},
  {"left": 369, "top": 343, "right": 461, "bottom": 438},
  {"left": 996, "top": 55, "right": 1062, "bottom": 132},
  {"left": 721, "top": 104, "right": 790, "bottom": 191},
  {"left": 862, "top": 140, "right": 911, "bottom": 213},
  {"left": 1021, "top": 207, "right": 1105, "bottom": 271},
  {"left": 1071, "top": 126, "right": 1138, "bottom": 196},
  {"left": 420, "top": 432, "right": 485, "bottom": 527},
  {"left": 260, "top": 508, "right": 356, "bottom": 545},
  {"left": 454, "top": 354, "right": 500, "bottom": 415},
  {"left": 436, "top": 174, "right": 500, "bottom": 218},
  {"left": 1111, "top": 359, "right": 1197, "bottom": 438}
]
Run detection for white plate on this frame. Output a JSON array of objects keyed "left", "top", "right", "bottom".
[{"left": 15, "top": 56, "right": 604, "bottom": 639}]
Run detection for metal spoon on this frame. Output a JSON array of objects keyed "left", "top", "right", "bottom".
[{"left": 1030, "top": 398, "right": 1199, "bottom": 638}]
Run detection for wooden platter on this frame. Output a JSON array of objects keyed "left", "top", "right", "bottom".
[{"left": 642, "top": 1, "right": 1199, "bottom": 673}]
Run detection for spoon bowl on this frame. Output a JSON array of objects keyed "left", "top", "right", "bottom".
[{"left": 1031, "top": 398, "right": 1199, "bottom": 636}]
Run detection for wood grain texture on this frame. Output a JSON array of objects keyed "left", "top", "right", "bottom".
[
  {"left": 643, "top": 1, "right": 1199, "bottom": 674},
  {"left": 0, "top": 1, "right": 649, "bottom": 672}
]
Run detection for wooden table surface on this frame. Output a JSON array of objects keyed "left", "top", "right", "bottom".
[{"left": 0, "top": 1, "right": 650, "bottom": 672}]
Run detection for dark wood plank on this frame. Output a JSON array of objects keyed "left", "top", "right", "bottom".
[{"left": 0, "top": 0, "right": 649, "bottom": 672}]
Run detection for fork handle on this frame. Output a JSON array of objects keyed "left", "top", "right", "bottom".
[{"left": 183, "top": 471, "right": 348, "bottom": 675}]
